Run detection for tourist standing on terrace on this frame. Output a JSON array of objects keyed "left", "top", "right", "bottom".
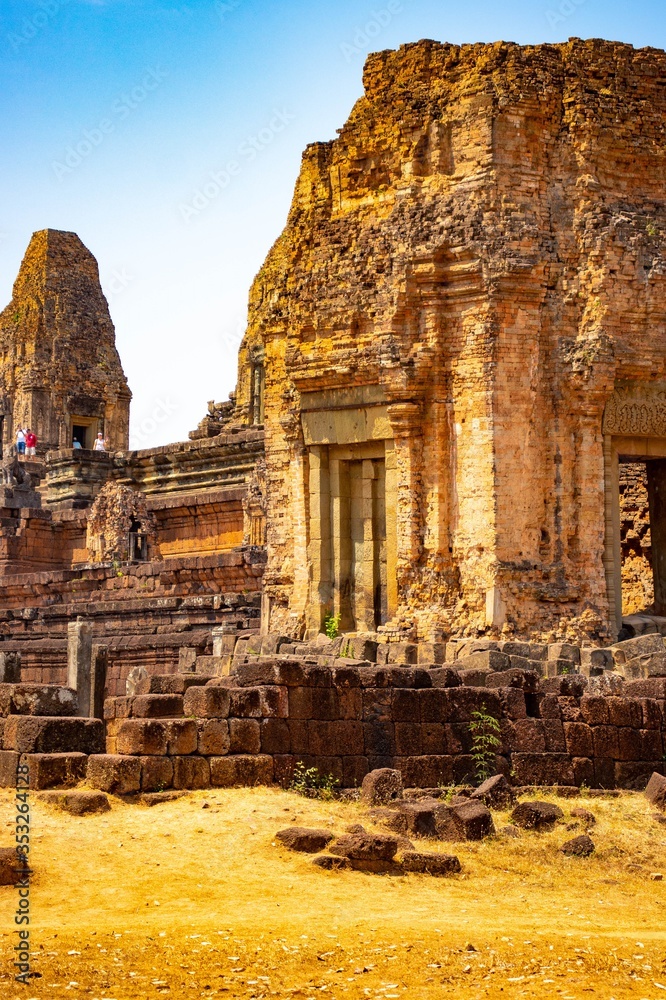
[
  {"left": 25, "top": 429, "right": 36, "bottom": 458},
  {"left": 15, "top": 427, "right": 25, "bottom": 457}
]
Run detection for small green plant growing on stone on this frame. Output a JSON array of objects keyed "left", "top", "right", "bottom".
[
  {"left": 290, "top": 761, "right": 339, "bottom": 801},
  {"left": 647, "top": 221, "right": 659, "bottom": 237},
  {"left": 469, "top": 705, "right": 501, "bottom": 783},
  {"left": 323, "top": 612, "right": 341, "bottom": 640}
]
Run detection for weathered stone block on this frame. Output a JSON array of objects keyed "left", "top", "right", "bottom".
[
  {"left": 229, "top": 686, "right": 288, "bottom": 718},
  {"left": 548, "top": 643, "right": 580, "bottom": 664},
  {"left": 395, "top": 722, "right": 422, "bottom": 756},
  {"left": 580, "top": 696, "right": 610, "bottom": 726},
  {"left": 417, "top": 642, "right": 447, "bottom": 665},
  {"left": 260, "top": 718, "right": 291, "bottom": 754},
  {"left": 140, "top": 755, "right": 173, "bottom": 792},
  {"left": 22, "top": 752, "right": 87, "bottom": 789},
  {"left": 228, "top": 717, "right": 260, "bottom": 754},
  {"left": 183, "top": 686, "right": 230, "bottom": 719},
  {"left": 511, "top": 753, "right": 575, "bottom": 786},
  {"left": 385, "top": 643, "right": 418, "bottom": 665},
  {"left": 165, "top": 719, "right": 197, "bottom": 755},
  {"left": 209, "top": 753, "right": 274, "bottom": 787},
  {"left": 563, "top": 722, "right": 593, "bottom": 758},
  {"left": 400, "top": 850, "right": 461, "bottom": 875},
  {"left": 131, "top": 694, "right": 185, "bottom": 718},
  {"left": 197, "top": 719, "right": 230, "bottom": 756},
  {"left": 86, "top": 754, "right": 141, "bottom": 794},
  {"left": 172, "top": 755, "right": 210, "bottom": 790},
  {"left": 4, "top": 717, "right": 104, "bottom": 755},
  {"left": 116, "top": 719, "right": 167, "bottom": 756}
]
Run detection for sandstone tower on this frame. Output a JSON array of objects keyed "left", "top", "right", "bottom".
[
  {"left": 0, "top": 229, "right": 131, "bottom": 455},
  {"left": 235, "top": 38, "right": 666, "bottom": 642}
]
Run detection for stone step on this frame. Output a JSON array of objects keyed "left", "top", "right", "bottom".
[
  {"left": 134, "top": 673, "right": 215, "bottom": 695},
  {"left": 0, "top": 683, "right": 77, "bottom": 718},
  {"left": 3, "top": 716, "right": 104, "bottom": 755},
  {"left": 22, "top": 752, "right": 88, "bottom": 789}
]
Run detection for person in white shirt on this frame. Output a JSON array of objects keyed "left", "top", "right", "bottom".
[
  {"left": 93, "top": 432, "right": 106, "bottom": 452},
  {"left": 16, "top": 428, "right": 26, "bottom": 457}
]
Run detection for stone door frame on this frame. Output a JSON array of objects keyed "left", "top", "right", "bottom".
[{"left": 603, "top": 381, "right": 666, "bottom": 636}]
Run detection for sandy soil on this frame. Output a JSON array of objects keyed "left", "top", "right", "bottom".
[{"left": 1, "top": 785, "right": 665, "bottom": 999}]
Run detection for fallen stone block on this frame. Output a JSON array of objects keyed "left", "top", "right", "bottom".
[
  {"left": 311, "top": 854, "right": 350, "bottom": 871},
  {"left": 3, "top": 717, "right": 104, "bottom": 755},
  {"left": 435, "top": 800, "right": 495, "bottom": 841},
  {"left": 86, "top": 754, "right": 141, "bottom": 795},
  {"left": 0, "top": 847, "right": 29, "bottom": 886},
  {"left": 275, "top": 827, "right": 335, "bottom": 853},
  {"left": 395, "top": 800, "right": 439, "bottom": 837},
  {"left": 39, "top": 790, "right": 110, "bottom": 815},
  {"left": 22, "top": 752, "right": 88, "bottom": 790},
  {"left": 570, "top": 807, "right": 596, "bottom": 826},
  {"left": 140, "top": 791, "right": 189, "bottom": 806},
  {"left": 645, "top": 771, "right": 666, "bottom": 810},
  {"left": 360, "top": 767, "right": 403, "bottom": 805},
  {"left": 400, "top": 851, "right": 461, "bottom": 876},
  {"left": 510, "top": 800, "right": 564, "bottom": 829},
  {"left": 471, "top": 773, "right": 516, "bottom": 809},
  {"left": 561, "top": 834, "right": 595, "bottom": 857},
  {"left": 329, "top": 832, "right": 398, "bottom": 862}
]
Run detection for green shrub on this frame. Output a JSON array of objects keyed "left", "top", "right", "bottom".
[
  {"left": 290, "top": 762, "right": 339, "bottom": 800},
  {"left": 469, "top": 705, "right": 501, "bottom": 783},
  {"left": 323, "top": 612, "right": 341, "bottom": 640}
]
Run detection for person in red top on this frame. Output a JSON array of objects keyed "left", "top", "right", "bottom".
[{"left": 25, "top": 430, "right": 37, "bottom": 458}]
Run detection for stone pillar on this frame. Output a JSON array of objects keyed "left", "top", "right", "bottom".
[
  {"left": 307, "top": 446, "right": 331, "bottom": 634},
  {"left": 330, "top": 456, "right": 352, "bottom": 629},
  {"left": 0, "top": 651, "right": 21, "bottom": 684},
  {"left": 387, "top": 402, "right": 423, "bottom": 592},
  {"left": 648, "top": 459, "right": 666, "bottom": 616},
  {"left": 280, "top": 410, "right": 310, "bottom": 633},
  {"left": 91, "top": 645, "right": 108, "bottom": 720},
  {"left": 67, "top": 619, "right": 93, "bottom": 717}
]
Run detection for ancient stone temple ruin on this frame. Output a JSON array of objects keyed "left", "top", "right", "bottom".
[
  {"left": 0, "top": 230, "right": 131, "bottom": 455},
  {"left": 1, "top": 38, "right": 666, "bottom": 798}
]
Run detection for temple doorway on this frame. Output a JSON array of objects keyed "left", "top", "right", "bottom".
[{"left": 619, "top": 458, "right": 666, "bottom": 618}]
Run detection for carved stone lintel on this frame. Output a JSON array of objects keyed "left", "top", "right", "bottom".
[{"left": 603, "top": 382, "right": 666, "bottom": 437}]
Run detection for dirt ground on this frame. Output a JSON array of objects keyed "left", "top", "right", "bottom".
[{"left": 1, "top": 785, "right": 665, "bottom": 999}]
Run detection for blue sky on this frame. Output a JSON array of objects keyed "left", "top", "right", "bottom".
[{"left": 0, "top": 0, "right": 664, "bottom": 447}]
